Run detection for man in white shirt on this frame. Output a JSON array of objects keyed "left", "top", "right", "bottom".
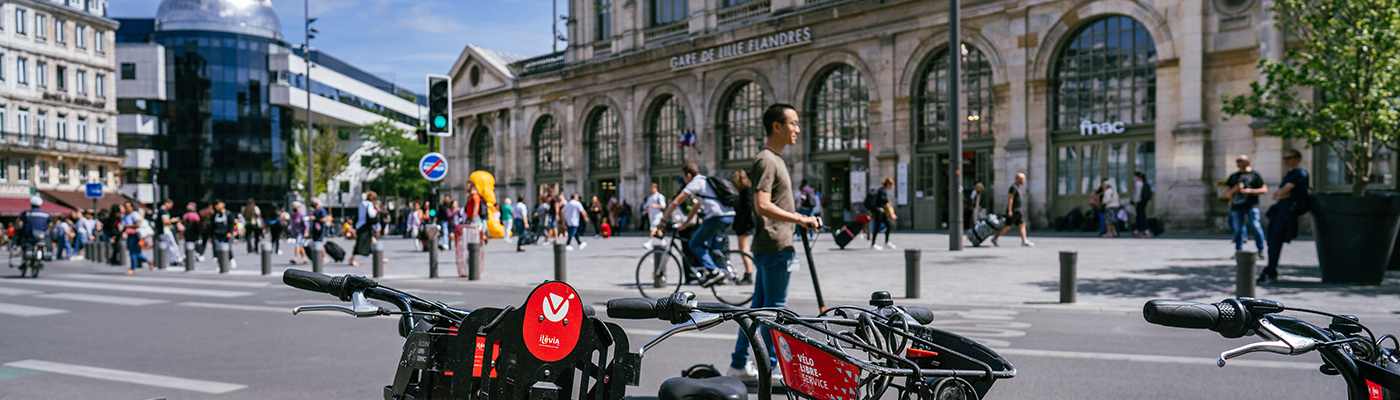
[
  {"left": 562, "top": 194, "right": 589, "bottom": 251},
  {"left": 643, "top": 183, "right": 667, "bottom": 249},
  {"left": 662, "top": 162, "right": 737, "bottom": 287}
]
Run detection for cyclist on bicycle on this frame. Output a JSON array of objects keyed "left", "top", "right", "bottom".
[
  {"left": 662, "top": 162, "right": 736, "bottom": 287},
  {"left": 16, "top": 196, "right": 51, "bottom": 255}
]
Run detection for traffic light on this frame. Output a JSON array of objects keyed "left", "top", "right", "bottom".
[
  {"left": 426, "top": 74, "right": 452, "bottom": 136},
  {"left": 416, "top": 128, "right": 429, "bottom": 145}
]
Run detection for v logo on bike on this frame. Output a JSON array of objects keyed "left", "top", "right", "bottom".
[{"left": 521, "top": 281, "right": 584, "bottom": 362}]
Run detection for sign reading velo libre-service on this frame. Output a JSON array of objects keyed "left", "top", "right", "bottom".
[{"left": 669, "top": 27, "right": 813, "bottom": 70}]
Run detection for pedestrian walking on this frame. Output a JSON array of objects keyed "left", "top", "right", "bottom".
[
  {"left": 867, "top": 178, "right": 897, "bottom": 250},
  {"left": 501, "top": 197, "right": 515, "bottom": 240},
  {"left": 731, "top": 170, "right": 756, "bottom": 284},
  {"left": 728, "top": 103, "right": 822, "bottom": 381},
  {"left": 210, "top": 200, "right": 236, "bottom": 269},
  {"left": 269, "top": 207, "right": 286, "bottom": 254},
  {"left": 181, "top": 203, "right": 203, "bottom": 262},
  {"left": 349, "top": 191, "right": 380, "bottom": 267},
  {"left": 1099, "top": 179, "right": 1121, "bottom": 238},
  {"left": 663, "top": 162, "right": 738, "bottom": 286},
  {"left": 1224, "top": 154, "right": 1268, "bottom": 259},
  {"left": 1131, "top": 172, "right": 1154, "bottom": 238},
  {"left": 608, "top": 196, "right": 622, "bottom": 233},
  {"left": 55, "top": 216, "right": 75, "bottom": 260},
  {"left": 123, "top": 204, "right": 150, "bottom": 273},
  {"left": 643, "top": 183, "right": 667, "bottom": 249},
  {"left": 104, "top": 204, "right": 123, "bottom": 265},
  {"left": 589, "top": 196, "right": 605, "bottom": 238},
  {"left": 242, "top": 199, "right": 262, "bottom": 253},
  {"left": 1260, "top": 149, "right": 1310, "bottom": 284},
  {"left": 74, "top": 212, "right": 93, "bottom": 260},
  {"left": 514, "top": 195, "right": 531, "bottom": 252},
  {"left": 990, "top": 173, "right": 1033, "bottom": 247},
  {"left": 437, "top": 195, "right": 453, "bottom": 250},
  {"left": 562, "top": 194, "right": 589, "bottom": 250},
  {"left": 969, "top": 183, "right": 992, "bottom": 222},
  {"left": 156, "top": 199, "right": 183, "bottom": 266},
  {"left": 198, "top": 203, "right": 214, "bottom": 257},
  {"left": 405, "top": 201, "right": 422, "bottom": 250},
  {"left": 619, "top": 199, "right": 632, "bottom": 233},
  {"left": 288, "top": 202, "right": 308, "bottom": 264}
]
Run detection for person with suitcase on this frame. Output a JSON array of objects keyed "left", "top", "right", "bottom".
[
  {"left": 990, "top": 173, "right": 1034, "bottom": 247},
  {"left": 866, "top": 178, "right": 897, "bottom": 250}
]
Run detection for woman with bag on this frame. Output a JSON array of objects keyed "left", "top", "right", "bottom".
[
  {"left": 1099, "top": 179, "right": 1121, "bottom": 238},
  {"left": 349, "top": 191, "right": 380, "bottom": 267}
]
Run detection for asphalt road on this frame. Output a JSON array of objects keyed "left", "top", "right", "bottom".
[{"left": 1, "top": 260, "right": 1395, "bottom": 399}]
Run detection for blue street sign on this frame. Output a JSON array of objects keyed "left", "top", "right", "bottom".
[
  {"left": 85, "top": 183, "right": 103, "bottom": 198},
  {"left": 419, "top": 152, "right": 448, "bottom": 182}
]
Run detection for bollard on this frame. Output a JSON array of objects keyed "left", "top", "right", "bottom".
[
  {"left": 652, "top": 251, "right": 667, "bottom": 288},
  {"left": 85, "top": 242, "right": 93, "bottom": 262},
  {"left": 310, "top": 241, "right": 325, "bottom": 274},
  {"left": 372, "top": 242, "right": 384, "bottom": 278},
  {"left": 260, "top": 242, "right": 272, "bottom": 276},
  {"left": 216, "top": 241, "right": 231, "bottom": 274},
  {"left": 115, "top": 239, "right": 127, "bottom": 267},
  {"left": 905, "top": 249, "right": 922, "bottom": 299},
  {"left": 185, "top": 242, "right": 196, "bottom": 272},
  {"left": 554, "top": 243, "right": 567, "bottom": 282},
  {"left": 154, "top": 241, "right": 167, "bottom": 270},
  {"left": 1059, "top": 251, "right": 1077, "bottom": 304},
  {"left": 1236, "top": 251, "right": 1257, "bottom": 298},
  {"left": 426, "top": 226, "right": 439, "bottom": 278},
  {"left": 467, "top": 242, "right": 481, "bottom": 280}
]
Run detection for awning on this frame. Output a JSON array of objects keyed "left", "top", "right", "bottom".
[
  {"left": 40, "top": 190, "right": 139, "bottom": 214},
  {"left": 0, "top": 197, "right": 75, "bottom": 217}
]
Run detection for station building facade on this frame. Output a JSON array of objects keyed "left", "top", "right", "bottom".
[{"left": 444, "top": 0, "right": 1396, "bottom": 231}]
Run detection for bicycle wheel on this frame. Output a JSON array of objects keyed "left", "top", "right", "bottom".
[
  {"left": 709, "top": 250, "right": 754, "bottom": 306},
  {"left": 634, "top": 249, "right": 683, "bottom": 299}
]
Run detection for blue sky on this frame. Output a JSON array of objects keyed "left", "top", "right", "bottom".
[{"left": 109, "top": 0, "right": 562, "bottom": 95}]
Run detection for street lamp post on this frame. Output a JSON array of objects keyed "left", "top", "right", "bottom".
[
  {"left": 948, "top": 0, "right": 963, "bottom": 251},
  {"left": 304, "top": 0, "right": 318, "bottom": 204}
]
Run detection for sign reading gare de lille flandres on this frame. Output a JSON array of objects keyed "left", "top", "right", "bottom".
[{"left": 669, "top": 27, "right": 814, "bottom": 70}]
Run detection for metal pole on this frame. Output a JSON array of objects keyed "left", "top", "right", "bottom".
[
  {"left": 427, "top": 225, "right": 439, "bottom": 278},
  {"left": 554, "top": 243, "right": 567, "bottom": 282},
  {"left": 116, "top": 238, "right": 127, "bottom": 267},
  {"left": 217, "top": 241, "right": 231, "bottom": 274},
  {"left": 1236, "top": 251, "right": 1256, "bottom": 298},
  {"left": 948, "top": 0, "right": 963, "bottom": 251},
  {"left": 905, "top": 249, "right": 921, "bottom": 299},
  {"left": 310, "top": 240, "right": 324, "bottom": 274},
  {"left": 184, "top": 241, "right": 196, "bottom": 272},
  {"left": 304, "top": 0, "right": 315, "bottom": 207},
  {"left": 468, "top": 242, "right": 481, "bottom": 280},
  {"left": 153, "top": 240, "right": 167, "bottom": 270},
  {"left": 260, "top": 242, "right": 272, "bottom": 276},
  {"left": 372, "top": 241, "right": 384, "bottom": 278},
  {"left": 1059, "top": 251, "right": 1077, "bottom": 303},
  {"left": 652, "top": 251, "right": 666, "bottom": 288}
]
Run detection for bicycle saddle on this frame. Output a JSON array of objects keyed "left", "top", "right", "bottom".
[{"left": 659, "top": 376, "right": 747, "bottom": 400}]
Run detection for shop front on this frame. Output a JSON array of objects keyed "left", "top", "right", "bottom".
[
  {"left": 805, "top": 64, "right": 871, "bottom": 227},
  {"left": 909, "top": 43, "right": 997, "bottom": 231}
]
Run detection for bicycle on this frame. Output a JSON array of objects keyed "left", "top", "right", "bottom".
[
  {"left": 1144, "top": 297, "right": 1400, "bottom": 400},
  {"left": 9, "top": 239, "right": 45, "bottom": 278},
  {"left": 607, "top": 290, "right": 1017, "bottom": 400},
  {"left": 634, "top": 224, "right": 754, "bottom": 306}
]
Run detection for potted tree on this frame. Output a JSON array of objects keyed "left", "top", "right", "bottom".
[{"left": 1223, "top": 0, "right": 1400, "bottom": 284}]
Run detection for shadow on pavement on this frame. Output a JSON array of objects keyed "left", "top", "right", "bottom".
[{"left": 1032, "top": 264, "right": 1400, "bottom": 300}]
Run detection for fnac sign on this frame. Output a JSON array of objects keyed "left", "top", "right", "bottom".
[{"left": 521, "top": 281, "right": 584, "bottom": 362}]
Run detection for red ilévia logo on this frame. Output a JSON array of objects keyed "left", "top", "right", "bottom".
[{"left": 521, "top": 282, "right": 584, "bottom": 362}]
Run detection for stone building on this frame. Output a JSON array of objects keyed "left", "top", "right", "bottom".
[{"left": 443, "top": 0, "right": 1396, "bottom": 231}]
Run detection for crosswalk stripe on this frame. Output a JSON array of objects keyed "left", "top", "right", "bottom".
[
  {"left": 0, "top": 302, "right": 68, "bottom": 317},
  {"left": 4, "top": 359, "right": 246, "bottom": 394},
  {"left": 56, "top": 274, "right": 272, "bottom": 288},
  {"left": 3, "top": 279, "right": 253, "bottom": 298},
  {"left": 0, "top": 287, "right": 42, "bottom": 296},
  {"left": 34, "top": 292, "right": 167, "bottom": 306}
]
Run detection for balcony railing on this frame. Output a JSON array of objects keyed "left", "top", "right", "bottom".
[
  {"left": 718, "top": 0, "right": 770, "bottom": 26},
  {"left": 513, "top": 51, "right": 567, "bottom": 76},
  {"left": 644, "top": 21, "right": 689, "bottom": 45},
  {"left": 594, "top": 41, "right": 612, "bottom": 57},
  {"left": 0, "top": 131, "right": 120, "bottom": 157},
  {"left": 802, "top": 0, "right": 845, "bottom": 7}
]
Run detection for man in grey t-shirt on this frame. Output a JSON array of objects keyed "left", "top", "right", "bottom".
[{"left": 727, "top": 103, "right": 822, "bottom": 382}]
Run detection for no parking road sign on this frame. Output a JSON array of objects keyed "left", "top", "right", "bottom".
[{"left": 420, "top": 152, "right": 448, "bottom": 182}]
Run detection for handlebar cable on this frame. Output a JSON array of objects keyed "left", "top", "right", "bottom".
[
  {"left": 1379, "top": 334, "right": 1399, "bottom": 351},
  {"left": 1284, "top": 306, "right": 1376, "bottom": 343}
]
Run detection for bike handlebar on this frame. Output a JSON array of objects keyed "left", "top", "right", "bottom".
[
  {"left": 606, "top": 297, "right": 659, "bottom": 320},
  {"left": 283, "top": 269, "right": 378, "bottom": 302},
  {"left": 1143, "top": 298, "right": 1287, "bottom": 339}
]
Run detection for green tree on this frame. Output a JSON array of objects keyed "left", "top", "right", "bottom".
[
  {"left": 1223, "top": 0, "right": 1400, "bottom": 196},
  {"left": 288, "top": 123, "right": 349, "bottom": 200},
  {"left": 359, "top": 121, "right": 431, "bottom": 202}
]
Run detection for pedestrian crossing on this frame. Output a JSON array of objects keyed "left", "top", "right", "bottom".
[{"left": 0, "top": 271, "right": 294, "bottom": 319}]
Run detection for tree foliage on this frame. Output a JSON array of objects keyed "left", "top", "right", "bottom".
[
  {"left": 359, "top": 121, "right": 431, "bottom": 203},
  {"left": 1222, "top": 0, "right": 1400, "bottom": 196},
  {"left": 288, "top": 124, "right": 349, "bottom": 200}
]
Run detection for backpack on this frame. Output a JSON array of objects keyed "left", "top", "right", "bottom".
[
  {"left": 477, "top": 196, "right": 489, "bottom": 220},
  {"left": 1140, "top": 181, "right": 1154, "bottom": 202},
  {"left": 801, "top": 189, "right": 817, "bottom": 208},
  {"left": 865, "top": 187, "right": 887, "bottom": 213},
  {"left": 701, "top": 176, "right": 741, "bottom": 208}
]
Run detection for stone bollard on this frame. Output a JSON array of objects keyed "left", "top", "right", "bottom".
[
  {"left": 185, "top": 241, "right": 197, "bottom": 272},
  {"left": 216, "top": 241, "right": 231, "bottom": 274},
  {"left": 554, "top": 243, "right": 567, "bottom": 282},
  {"left": 905, "top": 249, "right": 922, "bottom": 299},
  {"left": 1059, "top": 251, "right": 1077, "bottom": 303},
  {"left": 1236, "top": 251, "right": 1257, "bottom": 298},
  {"left": 154, "top": 241, "right": 167, "bottom": 270},
  {"left": 260, "top": 242, "right": 273, "bottom": 276},
  {"left": 372, "top": 242, "right": 384, "bottom": 278},
  {"left": 652, "top": 251, "right": 667, "bottom": 288},
  {"left": 426, "top": 226, "right": 439, "bottom": 278},
  {"left": 115, "top": 239, "right": 127, "bottom": 267},
  {"left": 310, "top": 241, "right": 325, "bottom": 274},
  {"left": 467, "top": 242, "right": 481, "bottom": 280}
]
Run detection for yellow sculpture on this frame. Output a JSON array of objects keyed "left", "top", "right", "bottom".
[{"left": 469, "top": 171, "right": 505, "bottom": 238}]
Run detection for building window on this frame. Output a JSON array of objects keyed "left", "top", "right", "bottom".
[
  {"left": 36, "top": 61, "right": 46, "bottom": 87},
  {"left": 586, "top": 107, "right": 621, "bottom": 171},
  {"left": 719, "top": 81, "right": 766, "bottom": 161},
  {"left": 37, "top": 160, "right": 48, "bottom": 183},
  {"left": 652, "top": 0, "right": 687, "bottom": 26},
  {"left": 596, "top": 0, "right": 612, "bottom": 41},
  {"left": 94, "top": 30, "right": 103, "bottom": 53},
  {"left": 96, "top": 74, "right": 104, "bottom": 97},
  {"left": 915, "top": 43, "right": 994, "bottom": 144},
  {"left": 17, "top": 58, "right": 27, "bottom": 84},
  {"left": 77, "top": 118, "right": 86, "bottom": 142},
  {"left": 95, "top": 120, "right": 104, "bottom": 143},
  {"left": 56, "top": 65, "right": 65, "bottom": 90},
  {"left": 533, "top": 115, "right": 563, "bottom": 176},
  {"left": 647, "top": 95, "right": 687, "bottom": 167},
  {"left": 34, "top": 14, "right": 45, "bottom": 39},
  {"left": 18, "top": 159, "right": 29, "bottom": 182},
  {"left": 16, "top": 9, "right": 26, "bottom": 35},
  {"left": 54, "top": 19, "right": 63, "bottom": 43},
  {"left": 76, "top": 25, "right": 85, "bottom": 48},
  {"left": 722, "top": 0, "right": 753, "bottom": 6},
  {"left": 17, "top": 110, "right": 29, "bottom": 135},
  {"left": 808, "top": 64, "right": 869, "bottom": 153},
  {"left": 0, "top": 54, "right": 5, "bottom": 81},
  {"left": 470, "top": 126, "right": 494, "bottom": 175},
  {"left": 1051, "top": 15, "right": 1158, "bottom": 132},
  {"left": 121, "top": 63, "right": 135, "bottom": 79},
  {"left": 97, "top": 165, "right": 104, "bottom": 184},
  {"left": 0, "top": 158, "right": 7, "bottom": 181},
  {"left": 76, "top": 70, "right": 86, "bottom": 94},
  {"left": 35, "top": 112, "right": 46, "bottom": 137},
  {"left": 55, "top": 117, "right": 66, "bottom": 139},
  {"left": 58, "top": 163, "right": 68, "bottom": 184},
  {"left": 78, "top": 164, "right": 87, "bottom": 183}
]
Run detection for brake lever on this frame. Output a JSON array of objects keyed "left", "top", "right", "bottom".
[
  {"left": 1218, "top": 319, "right": 1318, "bottom": 366},
  {"left": 293, "top": 291, "right": 389, "bottom": 318}
]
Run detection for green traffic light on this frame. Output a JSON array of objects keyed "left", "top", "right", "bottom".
[{"left": 434, "top": 116, "right": 447, "bottom": 129}]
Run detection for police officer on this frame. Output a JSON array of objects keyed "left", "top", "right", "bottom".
[{"left": 15, "top": 196, "right": 51, "bottom": 277}]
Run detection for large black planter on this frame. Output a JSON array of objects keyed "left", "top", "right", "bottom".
[{"left": 1311, "top": 193, "right": 1400, "bottom": 284}]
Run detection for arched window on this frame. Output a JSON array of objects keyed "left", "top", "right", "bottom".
[
  {"left": 533, "top": 115, "right": 563, "bottom": 176},
  {"left": 1052, "top": 15, "right": 1157, "bottom": 131},
  {"left": 719, "top": 81, "right": 766, "bottom": 160},
  {"left": 808, "top": 64, "right": 868, "bottom": 153},
  {"left": 915, "top": 43, "right": 994, "bottom": 143},
  {"left": 469, "top": 126, "right": 493, "bottom": 175},
  {"left": 586, "top": 107, "right": 621, "bottom": 171},
  {"left": 647, "top": 95, "right": 686, "bottom": 167}
]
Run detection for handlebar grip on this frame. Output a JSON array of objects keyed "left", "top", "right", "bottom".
[
  {"left": 904, "top": 306, "right": 936, "bottom": 325},
  {"left": 1143, "top": 300, "right": 1220, "bottom": 329},
  {"left": 606, "top": 298, "right": 659, "bottom": 320},
  {"left": 283, "top": 269, "right": 341, "bottom": 298}
]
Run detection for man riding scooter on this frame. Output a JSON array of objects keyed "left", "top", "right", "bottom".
[{"left": 14, "top": 196, "right": 51, "bottom": 278}]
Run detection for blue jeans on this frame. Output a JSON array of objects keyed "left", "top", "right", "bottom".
[
  {"left": 731, "top": 251, "right": 796, "bottom": 370},
  {"left": 56, "top": 236, "right": 72, "bottom": 259},
  {"left": 566, "top": 225, "right": 584, "bottom": 246},
  {"left": 74, "top": 235, "right": 86, "bottom": 256},
  {"left": 690, "top": 216, "right": 734, "bottom": 272},
  {"left": 1228, "top": 208, "right": 1266, "bottom": 251},
  {"left": 127, "top": 235, "right": 148, "bottom": 270}
]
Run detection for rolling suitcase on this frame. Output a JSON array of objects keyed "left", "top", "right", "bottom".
[
  {"left": 833, "top": 220, "right": 864, "bottom": 249},
  {"left": 966, "top": 214, "right": 1004, "bottom": 247},
  {"left": 324, "top": 241, "right": 347, "bottom": 262}
]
